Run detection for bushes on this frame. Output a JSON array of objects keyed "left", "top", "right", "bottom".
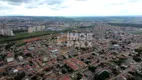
[
  {"left": 135, "top": 47, "right": 142, "bottom": 54},
  {"left": 94, "top": 71, "right": 110, "bottom": 80}
]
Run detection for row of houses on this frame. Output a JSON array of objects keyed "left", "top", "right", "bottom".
[{"left": 64, "top": 58, "right": 87, "bottom": 71}]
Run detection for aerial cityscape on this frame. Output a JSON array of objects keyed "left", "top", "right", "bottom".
[{"left": 0, "top": 0, "right": 142, "bottom": 80}]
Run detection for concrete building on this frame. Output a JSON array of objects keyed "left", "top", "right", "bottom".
[
  {"left": 0, "top": 29, "right": 14, "bottom": 36},
  {"left": 28, "top": 26, "right": 45, "bottom": 33},
  {"left": 36, "top": 26, "right": 42, "bottom": 31},
  {"left": 41, "top": 26, "right": 45, "bottom": 30},
  {"left": 28, "top": 27, "right": 34, "bottom": 33},
  {"left": 0, "top": 29, "right": 4, "bottom": 35}
]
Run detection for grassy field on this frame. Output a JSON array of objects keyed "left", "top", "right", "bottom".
[
  {"left": 0, "top": 27, "right": 75, "bottom": 44},
  {"left": 0, "top": 25, "right": 95, "bottom": 44},
  {"left": 0, "top": 31, "right": 56, "bottom": 43}
]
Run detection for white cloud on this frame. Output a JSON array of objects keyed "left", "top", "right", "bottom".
[{"left": 0, "top": 0, "right": 142, "bottom": 16}]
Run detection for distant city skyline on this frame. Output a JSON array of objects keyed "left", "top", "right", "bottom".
[{"left": 0, "top": 0, "right": 142, "bottom": 16}]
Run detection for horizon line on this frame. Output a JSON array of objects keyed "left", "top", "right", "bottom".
[{"left": 1, "top": 15, "right": 142, "bottom": 17}]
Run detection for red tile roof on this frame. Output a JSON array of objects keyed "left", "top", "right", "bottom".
[
  {"left": 36, "top": 58, "right": 42, "bottom": 66},
  {"left": 58, "top": 75, "right": 71, "bottom": 80},
  {"left": 64, "top": 60, "right": 79, "bottom": 71},
  {"left": 0, "top": 68, "right": 6, "bottom": 73},
  {"left": 26, "top": 65, "right": 32, "bottom": 69},
  {"left": 7, "top": 53, "right": 12, "bottom": 57},
  {"left": 71, "top": 58, "right": 87, "bottom": 67},
  {"left": 32, "top": 60, "right": 39, "bottom": 67},
  {"left": 24, "top": 49, "right": 30, "bottom": 54},
  {"left": 8, "top": 61, "right": 14, "bottom": 65},
  {"left": 47, "top": 61, "right": 53, "bottom": 66},
  {"left": 16, "top": 66, "right": 24, "bottom": 70}
]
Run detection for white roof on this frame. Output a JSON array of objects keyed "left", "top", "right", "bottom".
[
  {"left": 13, "top": 69, "right": 18, "bottom": 73},
  {"left": 51, "top": 49, "right": 58, "bottom": 53},
  {"left": 25, "top": 78, "right": 30, "bottom": 80},
  {"left": 43, "top": 57, "right": 48, "bottom": 61},
  {"left": 7, "top": 57, "right": 14, "bottom": 62},
  {"left": 18, "top": 56, "right": 23, "bottom": 60}
]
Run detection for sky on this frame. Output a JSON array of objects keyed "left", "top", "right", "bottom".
[{"left": 0, "top": 0, "right": 142, "bottom": 16}]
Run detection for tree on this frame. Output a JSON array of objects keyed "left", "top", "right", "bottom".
[
  {"left": 77, "top": 73, "right": 83, "bottom": 80},
  {"left": 62, "top": 69, "right": 67, "bottom": 74},
  {"left": 85, "top": 60, "right": 91, "bottom": 64},
  {"left": 88, "top": 66, "right": 96, "bottom": 72},
  {"left": 94, "top": 71, "right": 110, "bottom": 80},
  {"left": 135, "top": 47, "right": 142, "bottom": 55},
  {"left": 133, "top": 57, "right": 141, "bottom": 62}
]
